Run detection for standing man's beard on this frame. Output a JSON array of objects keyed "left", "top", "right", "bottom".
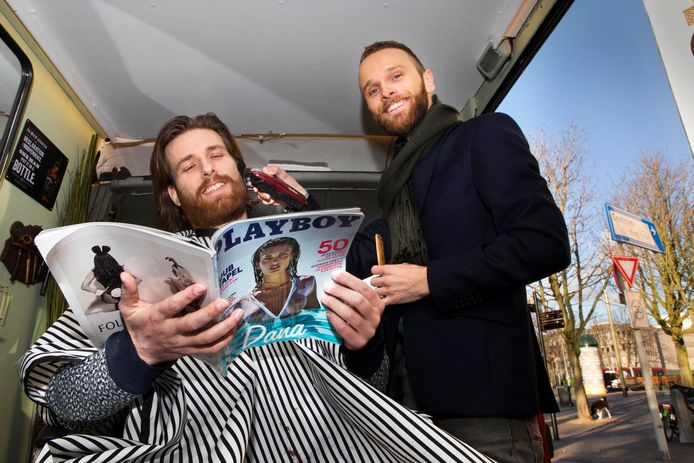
[
  {"left": 372, "top": 81, "right": 429, "bottom": 137},
  {"left": 175, "top": 174, "right": 248, "bottom": 229}
]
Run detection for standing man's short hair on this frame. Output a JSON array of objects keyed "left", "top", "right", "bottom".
[
  {"left": 360, "top": 40, "right": 425, "bottom": 73},
  {"left": 150, "top": 113, "right": 245, "bottom": 231}
]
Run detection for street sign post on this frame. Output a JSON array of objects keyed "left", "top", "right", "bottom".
[
  {"left": 605, "top": 205, "right": 665, "bottom": 254},
  {"left": 604, "top": 204, "right": 669, "bottom": 459}
]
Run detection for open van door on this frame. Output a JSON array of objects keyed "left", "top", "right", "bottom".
[{"left": 0, "top": 1, "right": 572, "bottom": 461}]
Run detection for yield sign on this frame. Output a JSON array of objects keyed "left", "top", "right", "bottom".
[{"left": 611, "top": 256, "right": 639, "bottom": 288}]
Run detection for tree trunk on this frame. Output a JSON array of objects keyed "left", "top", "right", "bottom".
[
  {"left": 674, "top": 338, "right": 694, "bottom": 387},
  {"left": 567, "top": 343, "right": 592, "bottom": 421}
]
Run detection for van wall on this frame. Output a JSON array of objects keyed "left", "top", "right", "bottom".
[{"left": 0, "top": 6, "right": 100, "bottom": 463}]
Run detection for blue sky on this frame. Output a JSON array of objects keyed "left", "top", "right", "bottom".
[
  {"left": 499, "top": 0, "right": 692, "bottom": 199},
  {"left": 499, "top": 0, "right": 692, "bottom": 323}
]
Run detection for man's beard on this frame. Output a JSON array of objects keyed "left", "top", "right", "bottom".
[
  {"left": 372, "top": 81, "right": 429, "bottom": 137},
  {"left": 175, "top": 174, "right": 248, "bottom": 229}
]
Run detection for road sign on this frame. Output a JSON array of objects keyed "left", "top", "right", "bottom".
[
  {"left": 611, "top": 256, "right": 639, "bottom": 288},
  {"left": 605, "top": 204, "right": 665, "bottom": 253},
  {"left": 626, "top": 289, "right": 650, "bottom": 329}
]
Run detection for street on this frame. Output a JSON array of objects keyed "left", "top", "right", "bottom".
[{"left": 549, "top": 390, "right": 693, "bottom": 462}]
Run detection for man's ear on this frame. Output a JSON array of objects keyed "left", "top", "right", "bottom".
[
  {"left": 423, "top": 69, "right": 436, "bottom": 94},
  {"left": 167, "top": 185, "right": 181, "bottom": 206}
]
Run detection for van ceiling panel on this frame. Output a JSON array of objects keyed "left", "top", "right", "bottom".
[{"left": 9, "top": 0, "right": 530, "bottom": 140}]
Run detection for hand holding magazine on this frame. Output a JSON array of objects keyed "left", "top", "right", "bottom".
[{"left": 35, "top": 208, "right": 364, "bottom": 374}]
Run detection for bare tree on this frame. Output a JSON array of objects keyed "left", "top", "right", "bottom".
[
  {"left": 613, "top": 152, "right": 693, "bottom": 386},
  {"left": 531, "top": 125, "right": 607, "bottom": 421}
]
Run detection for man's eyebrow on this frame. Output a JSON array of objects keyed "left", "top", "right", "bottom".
[
  {"left": 173, "top": 154, "right": 194, "bottom": 171},
  {"left": 172, "top": 145, "right": 227, "bottom": 170},
  {"left": 206, "top": 144, "right": 226, "bottom": 152},
  {"left": 361, "top": 65, "right": 405, "bottom": 94}
]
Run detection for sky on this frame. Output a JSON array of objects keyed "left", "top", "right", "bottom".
[
  {"left": 498, "top": 0, "right": 692, "bottom": 324},
  {"left": 499, "top": 0, "right": 692, "bottom": 200}
]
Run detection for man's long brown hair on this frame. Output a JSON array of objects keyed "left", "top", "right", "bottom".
[{"left": 150, "top": 113, "right": 245, "bottom": 232}]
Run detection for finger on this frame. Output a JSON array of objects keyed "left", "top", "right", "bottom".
[
  {"left": 253, "top": 188, "right": 278, "bottom": 205},
  {"left": 322, "top": 284, "right": 383, "bottom": 331},
  {"left": 193, "top": 310, "right": 247, "bottom": 355},
  {"left": 374, "top": 286, "right": 389, "bottom": 300},
  {"left": 119, "top": 272, "right": 142, "bottom": 308},
  {"left": 321, "top": 289, "right": 358, "bottom": 324},
  {"left": 174, "top": 297, "right": 232, "bottom": 333},
  {"left": 154, "top": 283, "right": 209, "bottom": 320},
  {"left": 329, "top": 270, "right": 384, "bottom": 307},
  {"left": 326, "top": 309, "right": 366, "bottom": 351},
  {"left": 371, "top": 265, "right": 387, "bottom": 276},
  {"left": 320, "top": 291, "right": 370, "bottom": 335},
  {"left": 369, "top": 275, "right": 384, "bottom": 289},
  {"left": 178, "top": 308, "right": 244, "bottom": 347},
  {"left": 262, "top": 164, "right": 308, "bottom": 197},
  {"left": 193, "top": 328, "right": 238, "bottom": 356}
]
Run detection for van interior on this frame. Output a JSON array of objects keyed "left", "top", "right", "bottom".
[{"left": 0, "top": 1, "right": 573, "bottom": 461}]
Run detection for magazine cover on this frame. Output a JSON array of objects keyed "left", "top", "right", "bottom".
[
  {"left": 211, "top": 209, "right": 364, "bottom": 370},
  {"left": 35, "top": 208, "right": 364, "bottom": 375}
]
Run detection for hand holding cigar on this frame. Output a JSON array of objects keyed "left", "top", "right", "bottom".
[{"left": 371, "top": 234, "right": 429, "bottom": 305}]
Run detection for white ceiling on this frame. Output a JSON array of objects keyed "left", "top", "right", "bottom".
[{"left": 9, "top": 0, "right": 532, "bottom": 140}]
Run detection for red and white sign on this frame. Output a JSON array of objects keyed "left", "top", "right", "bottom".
[{"left": 611, "top": 256, "right": 639, "bottom": 289}]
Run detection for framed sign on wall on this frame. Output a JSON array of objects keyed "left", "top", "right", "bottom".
[{"left": 5, "top": 119, "right": 68, "bottom": 210}]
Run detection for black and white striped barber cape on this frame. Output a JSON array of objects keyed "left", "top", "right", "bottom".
[
  {"left": 18, "top": 230, "right": 493, "bottom": 463},
  {"left": 19, "top": 310, "right": 493, "bottom": 462}
]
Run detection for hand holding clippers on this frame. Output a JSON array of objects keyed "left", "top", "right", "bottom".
[{"left": 243, "top": 168, "right": 308, "bottom": 211}]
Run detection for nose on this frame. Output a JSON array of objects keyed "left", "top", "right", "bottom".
[
  {"left": 200, "top": 159, "right": 214, "bottom": 176},
  {"left": 381, "top": 83, "right": 396, "bottom": 99}
]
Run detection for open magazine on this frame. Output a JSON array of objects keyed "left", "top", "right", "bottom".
[{"left": 35, "top": 208, "right": 364, "bottom": 375}]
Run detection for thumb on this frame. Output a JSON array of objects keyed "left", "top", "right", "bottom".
[
  {"left": 118, "top": 272, "right": 141, "bottom": 308},
  {"left": 261, "top": 164, "right": 281, "bottom": 176}
]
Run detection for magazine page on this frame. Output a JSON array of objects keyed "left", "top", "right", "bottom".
[
  {"left": 211, "top": 209, "right": 364, "bottom": 369},
  {"left": 36, "top": 223, "right": 216, "bottom": 347}
]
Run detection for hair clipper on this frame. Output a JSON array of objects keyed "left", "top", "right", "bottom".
[{"left": 243, "top": 168, "right": 308, "bottom": 211}]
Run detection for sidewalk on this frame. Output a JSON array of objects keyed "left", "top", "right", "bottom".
[{"left": 548, "top": 390, "right": 694, "bottom": 462}]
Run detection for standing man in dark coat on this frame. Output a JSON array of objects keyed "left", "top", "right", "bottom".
[{"left": 347, "top": 40, "right": 571, "bottom": 463}]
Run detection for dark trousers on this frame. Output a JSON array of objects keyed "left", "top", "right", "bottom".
[{"left": 434, "top": 415, "right": 544, "bottom": 463}]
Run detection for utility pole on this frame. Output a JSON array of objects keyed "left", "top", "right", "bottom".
[{"left": 603, "top": 289, "right": 628, "bottom": 397}]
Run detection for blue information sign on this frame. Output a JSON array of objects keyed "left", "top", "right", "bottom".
[{"left": 604, "top": 204, "right": 665, "bottom": 253}]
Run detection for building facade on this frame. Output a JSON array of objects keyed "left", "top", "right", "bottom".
[{"left": 538, "top": 322, "right": 694, "bottom": 387}]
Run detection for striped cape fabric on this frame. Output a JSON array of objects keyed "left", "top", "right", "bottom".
[{"left": 18, "top": 231, "right": 494, "bottom": 463}]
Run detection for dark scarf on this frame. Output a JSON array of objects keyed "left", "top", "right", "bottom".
[{"left": 377, "top": 97, "right": 459, "bottom": 264}]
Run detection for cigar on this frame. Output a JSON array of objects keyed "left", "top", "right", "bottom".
[{"left": 375, "top": 233, "right": 385, "bottom": 266}]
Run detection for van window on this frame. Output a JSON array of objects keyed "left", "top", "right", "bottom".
[{"left": 0, "top": 24, "right": 32, "bottom": 175}]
